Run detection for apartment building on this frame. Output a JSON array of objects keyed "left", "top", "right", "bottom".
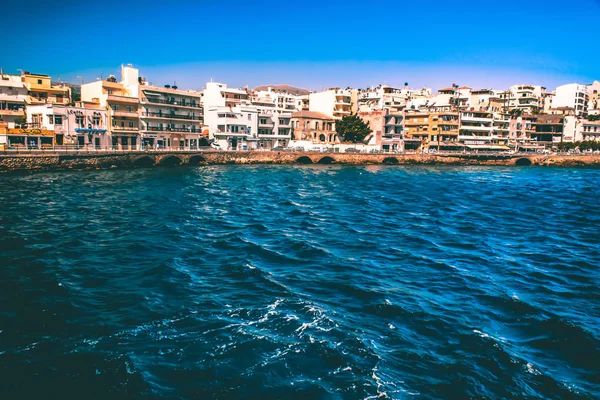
[
  {"left": 309, "top": 88, "right": 357, "bottom": 119},
  {"left": 250, "top": 94, "right": 293, "bottom": 149},
  {"left": 552, "top": 83, "right": 588, "bottom": 117},
  {"left": 403, "top": 111, "right": 430, "bottom": 150},
  {"left": 81, "top": 65, "right": 141, "bottom": 150},
  {"left": 532, "top": 115, "right": 580, "bottom": 144},
  {"left": 501, "top": 85, "right": 546, "bottom": 113},
  {"left": 21, "top": 72, "right": 71, "bottom": 105},
  {"left": 586, "top": 81, "right": 600, "bottom": 114},
  {"left": 252, "top": 87, "right": 302, "bottom": 114},
  {"left": 138, "top": 82, "right": 203, "bottom": 150},
  {"left": 582, "top": 120, "right": 600, "bottom": 141},
  {"left": 459, "top": 110, "right": 504, "bottom": 150},
  {"left": 433, "top": 111, "right": 460, "bottom": 150},
  {"left": 0, "top": 73, "right": 27, "bottom": 127},
  {"left": 383, "top": 113, "right": 404, "bottom": 152},
  {"left": 26, "top": 103, "right": 108, "bottom": 148}
]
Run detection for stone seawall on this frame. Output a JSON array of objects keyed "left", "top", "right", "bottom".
[{"left": 1, "top": 151, "right": 600, "bottom": 172}]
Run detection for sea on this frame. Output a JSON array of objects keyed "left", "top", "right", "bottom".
[{"left": 0, "top": 165, "right": 598, "bottom": 399}]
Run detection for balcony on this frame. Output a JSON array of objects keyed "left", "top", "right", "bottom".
[
  {"left": 142, "top": 112, "right": 203, "bottom": 121},
  {"left": 142, "top": 97, "right": 202, "bottom": 109},
  {"left": 112, "top": 126, "right": 140, "bottom": 132},
  {"left": 334, "top": 110, "right": 351, "bottom": 115},
  {"left": 461, "top": 115, "right": 493, "bottom": 123},
  {"left": 0, "top": 109, "right": 25, "bottom": 115},
  {"left": 112, "top": 110, "right": 139, "bottom": 117},
  {"left": 460, "top": 125, "right": 493, "bottom": 132},
  {"left": 108, "top": 95, "right": 139, "bottom": 104},
  {"left": 259, "top": 121, "right": 274, "bottom": 128},
  {"left": 459, "top": 135, "right": 495, "bottom": 141},
  {"left": 258, "top": 133, "right": 291, "bottom": 139},
  {"left": 144, "top": 126, "right": 200, "bottom": 134}
]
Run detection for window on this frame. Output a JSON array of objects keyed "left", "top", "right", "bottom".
[
  {"left": 248, "top": 114, "right": 251, "bottom": 120},
  {"left": 92, "top": 116, "right": 101, "bottom": 126},
  {"left": 56, "top": 94, "right": 63, "bottom": 102},
  {"left": 129, "top": 121, "right": 134, "bottom": 128},
  {"left": 37, "top": 79, "right": 42, "bottom": 84},
  {"left": 48, "top": 115, "right": 54, "bottom": 124},
  {"left": 54, "top": 115, "right": 63, "bottom": 125},
  {"left": 76, "top": 115, "right": 84, "bottom": 126},
  {"left": 127, "top": 106, "right": 132, "bottom": 112}
]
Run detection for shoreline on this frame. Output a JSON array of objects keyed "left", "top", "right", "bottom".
[{"left": 1, "top": 150, "right": 600, "bottom": 172}]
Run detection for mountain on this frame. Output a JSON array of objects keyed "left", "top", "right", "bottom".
[
  {"left": 54, "top": 82, "right": 81, "bottom": 102},
  {"left": 253, "top": 84, "right": 311, "bottom": 96}
]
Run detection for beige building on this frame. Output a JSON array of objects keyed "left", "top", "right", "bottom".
[
  {"left": 291, "top": 111, "right": 338, "bottom": 145},
  {"left": 81, "top": 66, "right": 141, "bottom": 150},
  {"left": 21, "top": 72, "right": 71, "bottom": 105}
]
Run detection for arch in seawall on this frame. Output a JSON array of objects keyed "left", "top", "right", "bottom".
[
  {"left": 158, "top": 155, "right": 183, "bottom": 167},
  {"left": 317, "top": 156, "right": 336, "bottom": 164},
  {"left": 296, "top": 156, "right": 313, "bottom": 164},
  {"left": 515, "top": 157, "right": 533, "bottom": 166},
  {"left": 382, "top": 157, "right": 399, "bottom": 165},
  {"left": 188, "top": 154, "right": 207, "bottom": 165},
  {"left": 132, "top": 155, "right": 155, "bottom": 167}
]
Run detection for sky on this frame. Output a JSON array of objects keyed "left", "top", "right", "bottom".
[{"left": 2, "top": 0, "right": 599, "bottom": 92}]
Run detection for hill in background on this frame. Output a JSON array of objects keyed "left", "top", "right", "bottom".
[{"left": 253, "top": 84, "right": 311, "bottom": 96}]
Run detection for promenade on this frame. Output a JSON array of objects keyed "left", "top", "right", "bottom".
[{"left": 1, "top": 148, "right": 600, "bottom": 171}]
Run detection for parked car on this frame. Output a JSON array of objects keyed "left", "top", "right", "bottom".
[{"left": 345, "top": 148, "right": 360, "bottom": 153}]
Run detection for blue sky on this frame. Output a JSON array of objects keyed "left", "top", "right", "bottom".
[{"left": 2, "top": 0, "right": 599, "bottom": 91}]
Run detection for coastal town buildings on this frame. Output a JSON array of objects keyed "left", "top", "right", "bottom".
[
  {"left": 582, "top": 120, "right": 600, "bottom": 141},
  {"left": 501, "top": 85, "right": 546, "bottom": 113},
  {"left": 25, "top": 103, "right": 108, "bottom": 148},
  {"left": 290, "top": 110, "right": 338, "bottom": 148},
  {"left": 2, "top": 61, "right": 600, "bottom": 152},
  {"left": 21, "top": 72, "right": 71, "bottom": 106},
  {"left": 0, "top": 73, "right": 27, "bottom": 128},
  {"left": 138, "top": 83, "right": 203, "bottom": 150},
  {"left": 309, "top": 88, "right": 358, "bottom": 119},
  {"left": 552, "top": 83, "right": 588, "bottom": 117},
  {"left": 587, "top": 81, "right": 600, "bottom": 114},
  {"left": 81, "top": 65, "right": 141, "bottom": 150}
]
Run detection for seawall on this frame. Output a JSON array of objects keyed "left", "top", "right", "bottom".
[{"left": 1, "top": 151, "right": 600, "bottom": 172}]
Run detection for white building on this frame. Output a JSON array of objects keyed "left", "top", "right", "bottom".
[
  {"left": 459, "top": 110, "right": 500, "bottom": 149},
  {"left": 502, "top": 85, "right": 546, "bottom": 113},
  {"left": 309, "top": 87, "right": 358, "bottom": 119},
  {"left": 206, "top": 105, "right": 259, "bottom": 150},
  {"left": 26, "top": 104, "right": 109, "bottom": 148},
  {"left": 0, "top": 74, "right": 27, "bottom": 128},
  {"left": 552, "top": 83, "right": 588, "bottom": 117}
]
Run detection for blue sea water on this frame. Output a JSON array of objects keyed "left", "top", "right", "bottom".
[{"left": 0, "top": 165, "right": 599, "bottom": 399}]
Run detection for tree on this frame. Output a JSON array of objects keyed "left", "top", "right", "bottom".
[
  {"left": 530, "top": 106, "right": 541, "bottom": 115},
  {"left": 14, "top": 116, "right": 27, "bottom": 128},
  {"left": 509, "top": 108, "right": 523, "bottom": 118},
  {"left": 335, "top": 114, "right": 372, "bottom": 143}
]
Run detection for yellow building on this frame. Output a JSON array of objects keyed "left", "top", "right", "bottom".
[
  {"left": 403, "top": 111, "right": 430, "bottom": 150},
  {"left": 22, "top": 72, "right": 71, "bottom": 105},
  {"left": 430, "top": 111, "right": 460, "bottom": 150}
]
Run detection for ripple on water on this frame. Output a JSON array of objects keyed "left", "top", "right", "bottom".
[{"left": 1, "top": 166, "right": 599, "bottom": 399}]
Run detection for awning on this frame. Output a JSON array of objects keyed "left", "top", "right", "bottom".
[{"left": 74, "top": 128, "right": 107, "bottom": 134}]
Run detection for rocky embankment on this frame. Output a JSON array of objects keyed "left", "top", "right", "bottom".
[{"left": 1, "top": 151, "right": 600, "bottom": 172}]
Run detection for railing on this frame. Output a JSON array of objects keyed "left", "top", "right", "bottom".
[
  {"left": 142, "top": 112, "right": 203, "bottom": 121},
  {"left": 145, "top": 127, "right": 200, "bottom": 133},
  {"left": 112, "top": 126, "right": 140, "bottom": 131},
  {"left": 143, "top": 98, "right": 202, "bottom": 108}
]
